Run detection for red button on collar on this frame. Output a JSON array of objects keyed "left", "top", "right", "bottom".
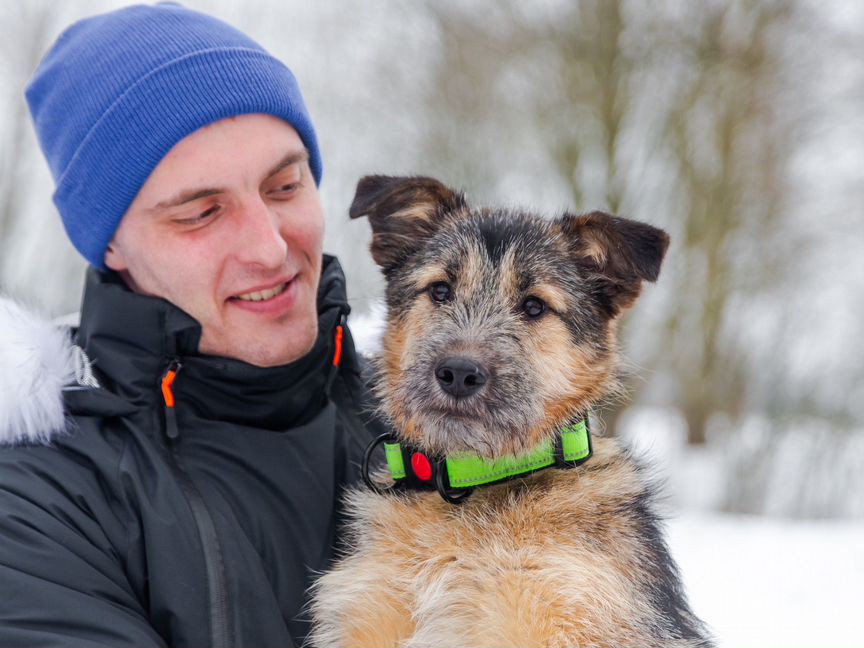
[{"left": 411, "top": 452, "right": 433, "bottom": 481}]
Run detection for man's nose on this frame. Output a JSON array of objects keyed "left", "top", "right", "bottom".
[{"left": 234, "top": 196, "right": 288, "bottom": 268}]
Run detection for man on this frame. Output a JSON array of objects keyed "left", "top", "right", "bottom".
[{"left": 0, "top": 4, "right": 383, "bottom": 646}]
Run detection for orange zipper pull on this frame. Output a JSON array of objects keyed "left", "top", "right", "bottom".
[
  {"left": 332, "top": 324, "right": 344, "bottom": 367},
  {"left": 161, "top": 359, "right": 182, "bottom": 440}
]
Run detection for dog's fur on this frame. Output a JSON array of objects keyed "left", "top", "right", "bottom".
[{"left": 309, "top": 176, "right": 712, "bottom": 647}]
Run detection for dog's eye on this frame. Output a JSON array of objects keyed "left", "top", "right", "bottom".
[
  {"left": 522, "top": 297, "right": 546, "bottom": 319},
  {"left": 428, "top": 282, "right": 453, "bottom": 303}
]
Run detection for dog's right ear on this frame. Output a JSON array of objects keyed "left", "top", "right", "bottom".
[
  {"left": 560, "top": 210, "right": 670, "bottom": 316},
  {"left": 349, "top": 175, "right": 466, "bottom": 271}
]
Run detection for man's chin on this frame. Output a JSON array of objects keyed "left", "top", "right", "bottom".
[
  {"left": 245, "top": 341, "right": 317, "bottom": 368},
  {"left": 200, "top": 315, "right": 319, "bottom": 367}
]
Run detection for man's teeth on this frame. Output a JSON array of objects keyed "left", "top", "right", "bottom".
[{"left": 235, "top": 282, "right": 288, "bottom": 302}]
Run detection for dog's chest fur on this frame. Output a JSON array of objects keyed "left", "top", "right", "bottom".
[{"left": 311, "top": 438, "right": 704, "bottom": 648}]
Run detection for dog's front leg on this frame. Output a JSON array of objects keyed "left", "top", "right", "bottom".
[{"left": 309, "top": 554, "right": 417, "bottom": 648}]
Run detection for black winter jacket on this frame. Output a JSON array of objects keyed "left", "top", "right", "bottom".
[{"left": 0, "top": 257, "right": 382, "bottom": 647}]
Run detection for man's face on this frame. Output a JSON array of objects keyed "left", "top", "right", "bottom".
[{"left": 105, "top": 114, "right": 325, "bottom": 367}]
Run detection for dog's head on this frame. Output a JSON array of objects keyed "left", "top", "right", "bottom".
[{"left": 351, "top": 175, "right": 669, "bottom": 458}]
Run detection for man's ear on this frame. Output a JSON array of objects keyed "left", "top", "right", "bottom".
[
  {"left": 559, "top": 211, "right": 670, "bottom": 315},
  {"left": 349, "top": 175, "right": 466, "bottom": 272},
  {"left": 103, "top": 240, "right": 127, "bottom": 272}
]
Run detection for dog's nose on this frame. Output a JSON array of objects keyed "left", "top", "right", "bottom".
[{"left": 435, "top": 357, "right": 488, "bottom": 398}]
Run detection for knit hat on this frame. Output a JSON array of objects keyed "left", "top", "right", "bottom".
[{"left": 26, "top": 2, "right": 322, "bottom": 269}]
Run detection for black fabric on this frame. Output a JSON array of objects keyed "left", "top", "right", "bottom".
[{"left": 0, "top": 256, "right": 384, "bottom": 647}]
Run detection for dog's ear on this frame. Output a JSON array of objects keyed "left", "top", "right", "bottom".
[
  {"left": 560, "top": 211, "right": 670, "bottom": 315},
  {"left": 349, "top": 175, "right": 466, "bottom": 271}
]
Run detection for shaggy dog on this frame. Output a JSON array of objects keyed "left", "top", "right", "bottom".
[{"left": 309, "top": 176, "right": 712, "bottom": 648}]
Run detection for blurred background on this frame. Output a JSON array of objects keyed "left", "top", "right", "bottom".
[{"left": 1, "top": 1, "right": 862, "bottom": 645}]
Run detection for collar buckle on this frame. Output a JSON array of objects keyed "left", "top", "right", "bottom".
[{"left": 435, "top": 460, "right": 474, "bottom": 504}]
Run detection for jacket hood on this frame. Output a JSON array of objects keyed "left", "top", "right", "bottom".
[
  {"left": 0, "top": 255, "right": 359, "bottom": 444},
  {"left": 0, "top": 297, "right": 78, "bottom": 445}
]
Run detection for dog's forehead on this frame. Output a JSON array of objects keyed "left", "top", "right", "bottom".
[
  {"left": 430, "top": 210, "right": 564, "bottom": 278},
  {"left": 473, "top": 211, "right": 553, "bottom": 260}
]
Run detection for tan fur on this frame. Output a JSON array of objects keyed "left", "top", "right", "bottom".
[
  {"left": 410, "top": 266, "right": 449, "bottom": 292},
  {"left": 310, "top": 439, "right": 693, "bottom": 648},
  {"left": 496, "top": 246, "right": 521, "bottom": 304},
  {"left": 458, "top": 239, "right": 488, "bottom": 297},
  {"left": 515, "top": 322, "right": 616, "bottom": 456},
  {"left": 383, "top": 301, "right": 439, "bottom": 447},
  {"left": 526, "top": 283, "right": 569, "bottom": 314},
  {"left": 566, "top": 212, "right": 611, "bottom": 269},
  {"left": 579, "top": 237, "right": 608, "bottom": 268}
]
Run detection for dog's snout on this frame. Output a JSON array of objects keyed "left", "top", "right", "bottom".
[{"left": 435, "top": 357, "right": 488, "bottom": 398}]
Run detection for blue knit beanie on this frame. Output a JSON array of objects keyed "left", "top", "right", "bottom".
[{"left": 26, "top": 2, "right": 322, "bottom": 269}]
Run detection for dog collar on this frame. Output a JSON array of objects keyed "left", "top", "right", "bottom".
[{"left": 361, "top": 418, "right": 592, "bottom": 504}]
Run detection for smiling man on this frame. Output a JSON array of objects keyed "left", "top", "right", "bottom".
[
  {"left": 0, "top": 4, "right": 383, "bottom": 647},
  {"left": 106, "top": 115, "right": 325, "bottom": 367}
]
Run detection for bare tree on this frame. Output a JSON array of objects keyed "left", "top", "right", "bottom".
[{"left": 654, "top": 1, "right": 810, "bottom": 444}]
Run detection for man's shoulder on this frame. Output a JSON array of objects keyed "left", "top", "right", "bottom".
[{"left": 0, "top": 421, "right": 132, "bottom": 543}]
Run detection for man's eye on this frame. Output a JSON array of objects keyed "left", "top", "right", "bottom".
[
  {"left": 175, "top": 205, "right": 220, "bottom": 225},
  {"left": 428, "top": 282, "right": 453, "bottom": 303},
  {"left": 268, "top": 181, "right": 302, "bottom": 197}
]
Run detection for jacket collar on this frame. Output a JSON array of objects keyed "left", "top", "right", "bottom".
[{"left": 75, "top": 255, "right": 352, "bottom": 431}]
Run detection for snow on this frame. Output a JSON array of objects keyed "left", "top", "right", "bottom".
[
  {"left": 667, "top": 513, "right": 864, "bottom": 648},
  {"left": 348, "top": 300, "right": 386, "bottom": 357},
  {"left": 619, "top": 407, "right": 864, "bottom": 647}
]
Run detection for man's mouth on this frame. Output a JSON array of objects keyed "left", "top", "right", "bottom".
[
  {"left": 225, "top": 277, "right": 301, "bottom": 315},
  {"left": 231, "top": 281, "right": 290, "bottom": 302}
]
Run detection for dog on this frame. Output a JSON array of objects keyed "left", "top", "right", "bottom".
[{"left": 309, "top": 175, "right": 712, "bottom": 648}]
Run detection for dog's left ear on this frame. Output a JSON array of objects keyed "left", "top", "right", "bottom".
[
  {"left": 349, "top": 175, "right": 467, "bottom": 273},
  {"left": 560, "top": 211, "right": 670, "bottom": 315}
]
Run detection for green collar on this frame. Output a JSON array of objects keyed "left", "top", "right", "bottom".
[{"left": 362, "top": 418, "right": 592, "bottom": 503}]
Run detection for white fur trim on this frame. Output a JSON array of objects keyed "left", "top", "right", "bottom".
[
  {"left": 0, "top": 298, "right": 76, "bottom": 445},
  {"left": 349, "top": 301, "right": 386, "bottom": 357}
]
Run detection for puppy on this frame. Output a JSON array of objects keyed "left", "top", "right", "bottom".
[{"left": 310, "top": 176, "right": 712, "bottom": 648}]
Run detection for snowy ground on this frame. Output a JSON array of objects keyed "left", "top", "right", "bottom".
[
  {"left": 620, "top": 408, "right": 864, "bottom": 648},
  {"left": 667, "top": 513, "right": 864, "bottom": 648}
]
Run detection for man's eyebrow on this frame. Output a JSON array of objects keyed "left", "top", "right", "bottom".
[
  {"left": 265, "top": 149, "right": 309, "bottom": 179},
  {"left": 148, "top": 188, "right": 225, "bottom": 212},
  {"left": 147, "top": 150, "right": 310, "bottom": 213}
]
